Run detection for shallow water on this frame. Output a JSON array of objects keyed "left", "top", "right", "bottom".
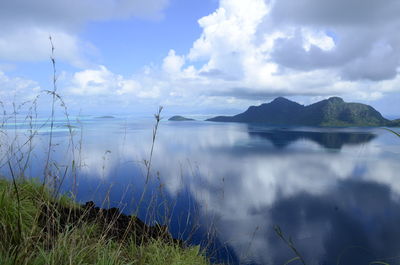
[{"left": 1, "top": 117, "right": 400, "bottom": 265}]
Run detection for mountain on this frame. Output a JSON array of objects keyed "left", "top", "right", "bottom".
[
  {"left": 168, "top": 115, "right": 195, "bottom": 121},
  {"left": 207, "top": 97, "right": 396, "bottom": 127}
]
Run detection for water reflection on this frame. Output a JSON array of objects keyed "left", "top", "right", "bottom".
[
  {"left": 150, "top": 123, "right": 400, "bottom": 264},
  {"left": 1, "top": 119, "right": 400, "bottom": 265},
  {"left": 247, "top": 126, "right": 376, "bottom": 149},
  {"left": 267, "top": 179, "right": 400, "bottom": 265}
]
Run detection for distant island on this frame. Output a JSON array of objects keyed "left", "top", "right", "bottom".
[
  {"left": 168, "top": 115, "right": 195, "bottom": 121},
  {"left": 97, "top": 116, "right": 115, "bottom": 119},
  {"left": 207, "top": 97, "right": 400, "bottom": 127}
]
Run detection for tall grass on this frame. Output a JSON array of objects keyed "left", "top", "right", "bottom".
[
  {"left": 0, "top": 37, "right": 211, "bottom": 265},
  {"left": 385, "top": 128, "right": 400, "bottom": 138},
  {"left": 0, "top": 179, "right": 209, "bottom": 265}
]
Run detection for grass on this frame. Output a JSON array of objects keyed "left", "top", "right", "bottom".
[
  {"left": 0, "top": 178, "right": 210, "bottom": 265},
  {"left": 10, "top": 35, "right": 399, "bottom": 265},
  {"left": 0, "top": 37, "right": 214, "bottom": 264},
  {"left": 0, "top": 90, "right": 213, "bottom": 264},
  {"left": 385, "top": 128, "right": 400, "bottom": 138}
]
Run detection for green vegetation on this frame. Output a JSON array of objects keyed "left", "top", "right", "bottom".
[
  {"left": 207, "top": 97, "right": 399, "bottom": 127},
  {"left": 0, "top": 178, "right": 209, "bottom": 265},
  {"left": 0, "top": 39, "right": 210, "bottom": 265},
  {"left": 168, "top": 115, "right": 195, "bottom": 121}
]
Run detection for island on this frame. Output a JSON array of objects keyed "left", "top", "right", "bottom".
[
  {"left": 207, "top": 97, "right": 400, "bottom": 127},
  {"left": 96, "top": 116, "right": 115, "bottom": 119},
  {"left": 168, "top": 115, "right": 195, "bottom": 121}
]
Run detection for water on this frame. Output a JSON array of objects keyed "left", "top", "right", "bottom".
[{"left": 1, "top": 117, "right": 400, "bottom": 265}]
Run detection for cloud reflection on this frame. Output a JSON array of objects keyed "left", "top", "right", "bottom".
[{"left": 20, "top": 120, "right": 400, "bottom": 265}]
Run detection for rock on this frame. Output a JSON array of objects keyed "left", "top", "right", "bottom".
[{"left": 39, "top": 201, "right": 182, "bottom": 246}]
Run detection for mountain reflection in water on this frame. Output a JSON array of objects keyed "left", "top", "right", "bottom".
[
  {"left": 247, "top": 127, "right": 376, "bottom": 149},
  {"left": 1, "top": 119, "right": 399, "bottom": 265}
]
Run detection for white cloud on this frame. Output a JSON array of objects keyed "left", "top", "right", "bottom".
[
  {"left": 157, "top": 0, "right": 400, "bottom": 105},
  {"left": 0, "top": 71, "right": 40, "bottom": 104},
  {"left": 70, "top": 66, "right": 120, "bottom": 96},
  {"left": 65, "top": 122, "right": 400, "bottom": 264},
  {"left": 0, "top": 28, "right": 94, "bottom": 68},
  {"left": 0, "top": 0, "right": 170, "bottom": 66},
  {"left": 68, "top": 65, "right": 160, "bottom": 99},
  {"left": 162, "top": 50, "right": 185, "bottom": 76},
  {"left": 3, "top": 0, "right": 400, "bottom": 113},
  {"left": 188, "top": 0, "right": 269, "bottom": 80},
  {"left": 301, "top": 28, "right": 335, "bottom": 52}
]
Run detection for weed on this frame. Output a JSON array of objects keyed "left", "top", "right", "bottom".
[{"left": 0, "top": 38, "right": 210, "bottom": 265}]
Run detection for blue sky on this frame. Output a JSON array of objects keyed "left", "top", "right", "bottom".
[
  {"left": 1, "top": 0, "right": 400, "bottom": 118},
  {"left": 82, "top": 0, "right": 218, "bottom": 75}
]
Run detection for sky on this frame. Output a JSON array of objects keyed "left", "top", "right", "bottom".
[{"left": 1, "top": 0, "right": 400, "bottom": 118}]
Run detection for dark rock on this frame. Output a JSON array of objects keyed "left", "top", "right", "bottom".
[{"left": 39, "top": 201, "right": 182, "bottom": 246}]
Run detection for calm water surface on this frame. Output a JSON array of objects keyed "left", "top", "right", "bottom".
[{"left": 2, "top": 117, "right": 400, "bottom": 265}]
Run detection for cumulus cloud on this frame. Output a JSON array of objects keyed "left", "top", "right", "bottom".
[
  {"left": 161, "top": 0, "right": 400, "bottom": 103},
  {"left": 0, "top": 28, "right": 94, "bottom": 67},
  {"left": 3, "top": 0, "right": 400, "bottom": 113},
  {"left": 188, "top": 0, "right": 269, "bottom": 81},
  {"left": 267, "top": 0, "right": 400, "bottom": 81},
  {"left": 0, "top": 71, "right": 40, "bottom": 104},
  {"left": 162, "top": 50, "right": 185, "bottom": 76},
  {"left": 67, "top": 65, "right": 161, "bottom": 99},
  {"left": 54, "top": 0, "right": 400, "bottom": 112}
]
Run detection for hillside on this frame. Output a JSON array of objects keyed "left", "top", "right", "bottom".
[{"left": 207, "top": 97, "right": 396, "bottom": 127}]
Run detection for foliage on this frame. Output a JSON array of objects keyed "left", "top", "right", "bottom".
[{"left": 0, "top": 178, "right": 210, "bottom": 265}]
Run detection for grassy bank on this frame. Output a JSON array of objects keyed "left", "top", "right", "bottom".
[{"left": 0, "top": 178, "right": 209, "bottom": 265}]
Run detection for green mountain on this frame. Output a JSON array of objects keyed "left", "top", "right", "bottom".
[
  {"left": 207, "top": 97, "right": 397, "bottom": 127},
  {"left": 168, "top": 115, "right": 195, "bottom": 121}
]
